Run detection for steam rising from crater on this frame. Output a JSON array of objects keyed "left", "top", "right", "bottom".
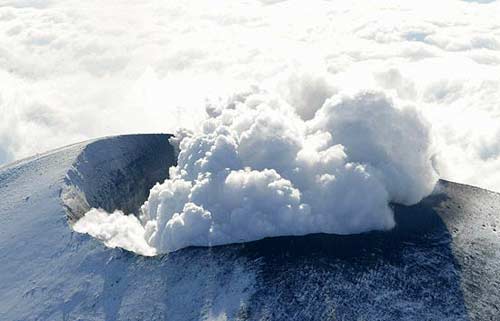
[{"left": 74, "top": 88, "right": 438, "bottom": 256}]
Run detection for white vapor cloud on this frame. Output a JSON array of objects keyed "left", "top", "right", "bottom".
[
  {"left": 75, "top": 88, "right": 437, "bottom": 254},
  {"left": 73, "top": 208, "right": 156, "bottom": 256}
]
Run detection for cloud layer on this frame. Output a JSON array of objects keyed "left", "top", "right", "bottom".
[
  {"left": 74, "top": 88, "right": 437, "bottom": 254},
  {"left": 1, "top": 0, "right": 499, "bottom": 191}
]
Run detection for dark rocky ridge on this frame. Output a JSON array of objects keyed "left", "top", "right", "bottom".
[{"left": 231, "top": 180, "right": 500, "bottom": 320}]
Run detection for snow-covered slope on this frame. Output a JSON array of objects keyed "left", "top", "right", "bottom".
[{"left": 0, "top": 134, "right": 499, "bottom": 321}]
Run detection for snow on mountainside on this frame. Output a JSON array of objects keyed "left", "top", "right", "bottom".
[{"left": 0, "top": 134, "right": 499, "bottom": 321}]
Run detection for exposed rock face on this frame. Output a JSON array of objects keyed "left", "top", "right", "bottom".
[{"left": 0, "top": 134, "right": 499, "bottom": 320}]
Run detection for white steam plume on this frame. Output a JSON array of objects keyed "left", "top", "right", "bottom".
[{"left": 74, "top": 88, "right": 438, "bottom": 255}]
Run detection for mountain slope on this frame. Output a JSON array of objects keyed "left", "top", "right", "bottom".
[{"left": 0, "top": 134, "right": 499, "bottom": 321}]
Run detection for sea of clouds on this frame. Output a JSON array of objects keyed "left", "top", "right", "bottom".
[
  {"left": 2, "top": 0, "right": 500, "bottom": 253},
  {"left": 1, "top": 0, "right": 499, "bottom": 190}
]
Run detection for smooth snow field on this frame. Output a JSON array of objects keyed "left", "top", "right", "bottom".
[{"left": 1, "top": 134, "right": 499, "bottom": 321}]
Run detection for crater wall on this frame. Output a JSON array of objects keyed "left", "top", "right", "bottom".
[{"left": 62, "top": 134, "right": 176, "bottom": 222}]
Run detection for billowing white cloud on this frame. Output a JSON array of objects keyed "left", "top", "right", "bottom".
[{"left": 75, "top": 88, "right": 437, "bottom": 254}]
